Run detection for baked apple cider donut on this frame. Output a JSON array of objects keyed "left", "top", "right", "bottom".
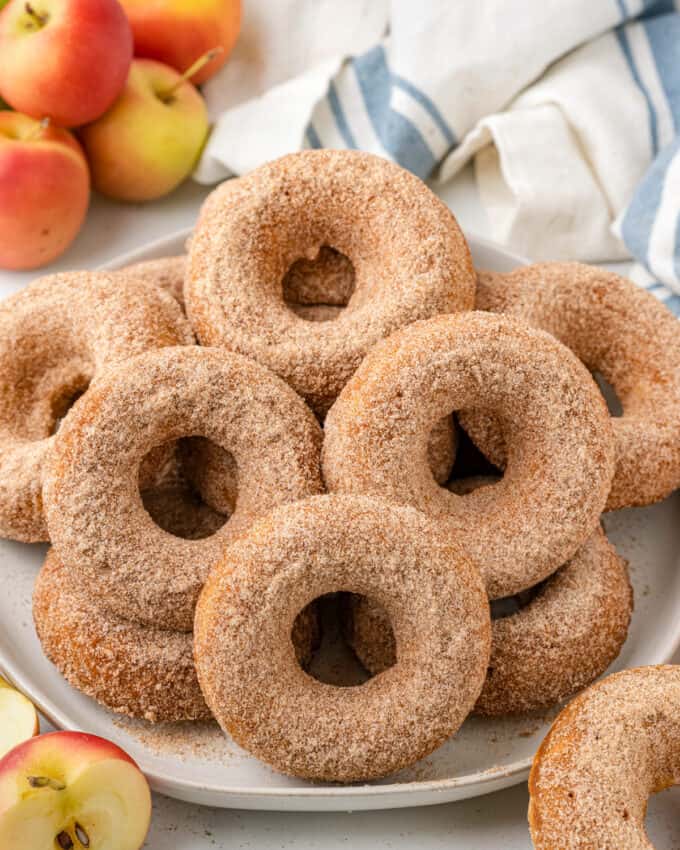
[
  {"left": 460, "top": 263, "right": 680, "bottom": 509},
  {"left": 529, "top": 665, "right": 680, "bottom": 849},
  {"left": 345, "top": 524, "right": 632, "bottom": 715},
  {"left": 43, "top": 346, "right": 323, "bottom": 632},
  {"left": 186, "top": 149, "right": 476, "bottom": 414},
  {"left": 194, "top": 494, "right": 491, "bottom": 782},
  {"left": 0, "top": 271, "right": 193, "bottom": 543},
  {"left": 323, "top": 312, "right": 615, "bottom": 599}
]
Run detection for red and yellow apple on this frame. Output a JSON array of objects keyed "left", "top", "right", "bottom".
[
  {"left": 0, "top": 731, "right": 151, "bottom": 849},
  {"left": 80, "top": 58, "right": 209, "bottom": 202},
  {"left": 0, "top": 112, "right": 90, "bottom": 270},
  {"left": 0, "top": 676, "right": 39, "bottom": 760},
  {"left": 0, "top": 0, "right": 133, "bottom": 127},
  {"left": 119, "top": 0, "right": 241, "bottom": 85}
]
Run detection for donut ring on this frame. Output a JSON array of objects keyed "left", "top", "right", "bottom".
[
  {"left": 186, "top": 149, "right": 476, "bottom": 414},
  {"left": 123, "top": 255, "right": 187, "bottom": 311},
  {"left": 345, "top": 524, "right": 632, "bottom": 715},
  {"left": 323, "top": 312, "right": 615, "bottom": 599},
  {"left": 529, "top": 665, "right": 680, "bottom": 849},
  {"left": 43, "top": 346, "right": 324, "bottom": 632},
  {"left": 194, "top": 494, "right": 491, "bottom": 782},
  {"left": 0, "top": 271, "right": 193, "bottom": 543},
  {"left": 460, "top": 263, "right": 680, "bottom": 510}
]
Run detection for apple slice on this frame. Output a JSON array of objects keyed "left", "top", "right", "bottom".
[
  {"left": 0, "top": 731, "right": 151, "bottom": 849},
  {"left": 0, "top": 675, "right": 39, "bottom": 759}
]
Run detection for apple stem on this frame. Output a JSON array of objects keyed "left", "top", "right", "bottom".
[
  {"left": 24, "top": 2, "right": 47, "bottom": 26},
  {"left": 27, "top": 774, "right": 66, "bottom": 791},
  {"left": 157, "top": 46, "right": 224, "bottom": 102}
]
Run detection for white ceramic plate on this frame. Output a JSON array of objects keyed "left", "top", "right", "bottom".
[{"left": 1, "top": 229, "right": 680, "bottom": 812}]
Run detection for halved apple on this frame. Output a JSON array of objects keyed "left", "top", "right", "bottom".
[
  {"left": 0, "top": 675, "right": 39, "bottom": 759},
  {"left": 0, "top": 731, "right": 151, "bottom": 849}
]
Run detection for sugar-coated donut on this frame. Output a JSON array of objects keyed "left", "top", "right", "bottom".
[
  {"left": 323, "top": 312, "right": 615, "bottom": 599},
  {"left": 44, "top": 346, "right": 324, "bottom": 632},
  {"left": 186, "top": 150, "right": 476, "bottom": 414},
  {"left": 529, "top": 665, "right": 680, "bottom": 849},
  {"left": 34, "top": 549, "right": 212, "bottom": 724},
  {"left": 0, "top": 271, "right": 193, "bottom": 543},
  {"left": 460, "top": 263, "right": 680, "bottom": 510},
  {"left": 194, "top": 494, "right": 491, "bottom": 782},
  {"left": 123, "top": 255, "right": 187, "bottom": 310},
  {"left": 345, "top": 524, "right": 632, "bottom": 715}
]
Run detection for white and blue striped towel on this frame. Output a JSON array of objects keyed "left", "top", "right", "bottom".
[{"left": 196, "top": 0, "right": 680, "bottom": 316}]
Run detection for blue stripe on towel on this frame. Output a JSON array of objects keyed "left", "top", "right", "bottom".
[
  {"left": 674, "top": 205, "right": 680, "bottom": 280},
  {"left": 305, "top": 124, "right": 323, "bottom": 149},
  {"left": 620, "top": 140, "right": 680, "bottom": 290},
  {"left": 616, "top": 26, "right": 660, "bottom": 154},
  {"left": 327, "top": 82, "right": 358, "bottom": 148},
  {"left": 353, "top": 46, "right": 438, "bottom": 178},
  {"left": 642, "top": 14, "right": 680, "bottom": 130},
  {"left": 619, "top": 140, "right": 675, "bottom": 265},
  {"left": 616, "top": 0, "right": 628, "bottom": 19},
  {"left": 390, "top": 71, "right": 457, "bottom": 148}
]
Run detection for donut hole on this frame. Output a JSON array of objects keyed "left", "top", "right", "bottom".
[
  {"left": 490, "top": 583, "right": 543, "bottom": 620},
  {"left": 49, "top": 374, "right": 90, "bottom": 434},
  {"left": 139, "top": 443, "right": 229, "bottom": 540},
  {"left": 445, "top": 417, "right": 503, "bottom": 487},
  {"left": 297, "top": 593, "right": 372, "bottom": 686},
  {"left": 592, "top": 371, "right": 623, "bottom": 417},
  {"left": 339, "top": 592, "right": 397, "bottom": 680},
  {"left": 646, "top": 785, "right": 680, "bottom": 846},
  {"left": 282, "top": 246, "right": 356, "bottom": 322}
]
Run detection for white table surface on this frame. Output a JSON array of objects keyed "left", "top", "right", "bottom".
[{"left": 3, "top": 168, "right": 679, "bottom": 849}]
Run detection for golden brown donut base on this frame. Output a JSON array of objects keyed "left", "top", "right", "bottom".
[
  {"left": 34, "top": 549, "right": 212, "bottom": 724},
  {"left": 345, "top": 522, "right": 632, "bottom": 716},
  {"left": 195, "top": 494, "right": 490, "bottom": 782},
  {"left": 461, "top": 263, "right": 680, "bottom": 510},
  {"left": 529, "top": 666, "right": 680, "bottom": 849}
]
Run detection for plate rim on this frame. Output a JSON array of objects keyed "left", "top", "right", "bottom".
[{"left": 4, "top": 227, "right": 678, "bottom": 807}]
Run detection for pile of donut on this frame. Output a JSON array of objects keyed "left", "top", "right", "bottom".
[{"left": 3, "top": 150, "right": 680, "bottom": 810}]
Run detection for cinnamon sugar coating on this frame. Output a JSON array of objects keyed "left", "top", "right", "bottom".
[
  {"left": 124, "top": 255, "right": 187, "bottom": 310},
  {"left": 194, "top": 495, "right": 491, "bottom": 782},
  {"left": 0, "top": 271, "right": 193, "bottom": 543},
  {"left": 529, "top": 665, "right": 680, "bottom": 849},
  {"left": 186, "top": 150, "right": 476, "bottom": 414},
  {"left": 34, "top": 549, "right": 212, "bottom": 724},
  {"left": 34, "top": 520, "right": 318, "bottom": 723},
  {"left": 460, "top": 263, "right": 680, "bottom": 509},
  {"left": 323, "top": 312, "right": 615, "bottom": 599},
  {"left": 43, "top": 346, "right": 323, "bottom": 632},
  {"left": 184, "top": 412, "right": 457, "bottom": 516},
  {"left": 345, "top": 525, "right": 632, "bottom": 716}
]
